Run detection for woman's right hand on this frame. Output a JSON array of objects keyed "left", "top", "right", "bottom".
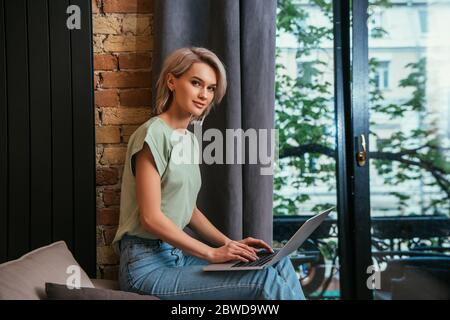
[{"left": 206, "top": 240, "right": 259, "bottom": 263}]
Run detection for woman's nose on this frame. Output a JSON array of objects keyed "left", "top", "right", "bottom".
[{"left": 198, "top": 88, "right": 207, "bottom": 99}]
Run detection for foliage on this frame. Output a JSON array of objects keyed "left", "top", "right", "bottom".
[{"left": 274, "top": 0, "right": 450, "bottom": 216}]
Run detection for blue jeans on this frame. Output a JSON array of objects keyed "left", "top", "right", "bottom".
[{"left": 118, "top": 234, "right": 306, "bottom": 300}]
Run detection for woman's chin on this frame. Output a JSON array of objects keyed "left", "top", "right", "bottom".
[{"left": 190, "top": 109, "right": 204, "bottom": 117}]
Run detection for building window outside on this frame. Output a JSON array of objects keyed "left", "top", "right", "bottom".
[
  {"left": 418, "top": 9, "right": 428, "bottom": 34},
  {"left": 374, "top": 61, "right": 390, "bottom": 90}
]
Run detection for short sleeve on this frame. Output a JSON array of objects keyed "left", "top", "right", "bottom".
[{"left": 130, "top": 121, "right": 170, "bottom": 178}]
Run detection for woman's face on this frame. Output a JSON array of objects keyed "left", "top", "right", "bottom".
[{"left": 167, "top": 62, "right": 217, "bottom": 118}]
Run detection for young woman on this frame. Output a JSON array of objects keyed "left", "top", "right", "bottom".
[{"left": 112, "top": 47, "right": 306, "bottom": 300}]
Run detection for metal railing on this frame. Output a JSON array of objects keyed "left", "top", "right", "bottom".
[{"left": 273, "top": 214, "right": 450, "bottom": 299}]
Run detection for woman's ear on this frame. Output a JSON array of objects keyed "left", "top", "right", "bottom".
[{"left": 167, "top": 73, "right": 175, "bottom": 92}]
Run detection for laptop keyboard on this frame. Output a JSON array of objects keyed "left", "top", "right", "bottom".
[{"left": 231, "top": 251, "right": 276, "bottom": 268}]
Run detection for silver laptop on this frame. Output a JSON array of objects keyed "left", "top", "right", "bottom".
[{"left": 203, "top": 207, "right": 335, "bottom": 271}]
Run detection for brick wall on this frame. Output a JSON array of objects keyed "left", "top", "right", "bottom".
[{"left": 93, "top": 0, "right": 154, "bottom": 279}]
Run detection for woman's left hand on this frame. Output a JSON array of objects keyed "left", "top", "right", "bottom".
[{"left": 236, "top": 237, "right": 274, "bottom": 254}]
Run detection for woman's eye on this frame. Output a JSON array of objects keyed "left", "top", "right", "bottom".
[
  {"left": 191, "top": 80, "right": 200, "bottom": 86},
  {"left": 208, "top": 87, "right": 216, "bottom": 92}
]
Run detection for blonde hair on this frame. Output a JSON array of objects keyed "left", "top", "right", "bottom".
[{"left": 154, "top": 47, "right": 227, "bottom": 123}]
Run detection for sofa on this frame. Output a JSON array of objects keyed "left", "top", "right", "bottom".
[{"left": 0, "top": 241, "right": 159, "bottom": 300}]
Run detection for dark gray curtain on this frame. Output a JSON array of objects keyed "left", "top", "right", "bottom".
[{"left": 152, "top": 0, "right": 277, "bottom": 246}]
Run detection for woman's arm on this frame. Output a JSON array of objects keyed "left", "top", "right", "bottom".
[
  {"left": 189, "top": 207, "right": 274, "bottom": 254},
  {"left": 135, "top": 143, "right": 259, "bottom": 263},
  {"left": 188, "top": 207, "right": 232, "bottom": 247}
]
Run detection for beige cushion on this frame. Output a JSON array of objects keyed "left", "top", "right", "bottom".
[{"left": 0, "top": 241, "right": 94, "bottom": 300}]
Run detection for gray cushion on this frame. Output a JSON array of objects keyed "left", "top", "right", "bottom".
[
  {"left": 91, "top": 278, "right": 120, "bottom": 290},
  {"left": 0, "top": 241, "right": 94, "bottom": 299},
  {"left": 45, "top": 282, "right": 160, "bottom": 300}
]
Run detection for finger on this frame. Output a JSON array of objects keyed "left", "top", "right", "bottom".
[
  {"left": 234, "top": 242, "right": 252, "bottom": 253},
  {"left": 232, "top": 249, "right": 257, "bottom": 261},
  {"left": 257, "top": 239, "right": 274, "bottom": 253},
  {"left": 230, "top": 242, "right": 248, "bottom": 254},
  {"left": 231, "top": 254, "right": 248, "bottom": 263},
  {"left": 239, "top": 242, "right": 258, "bottom": 254},
  {"left": 235, "top": 243, "right": 258, "bottom": 258},
  {"left": 240, "top": 250, "right": 257, "bottom": 261},
  {"left": 241, "top": 238, "right": 270, "bottom": 252},
  {"left": 240, "top": 238, "right": 256, "bottom": 246},
  {"left": 237, "top": 242, "right": 253, "bottom": 252},
  {"left": 244, "top": 238, "right": 267, "bottom": 250},
  {"left": 248, "top": 245, "right": 261, "bottom": 256}
]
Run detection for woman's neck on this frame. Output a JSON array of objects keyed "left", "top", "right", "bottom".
[{"left": 158, "top": 105, "right": 191, "bottom": 130}]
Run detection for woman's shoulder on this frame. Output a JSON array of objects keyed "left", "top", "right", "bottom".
[
  {"left": 129, "top": 117, "right": 171, "bottom": 143},
  {"left": 125, "top": 117, "right": 173, "bottom": 176},
  {"left": 129, "top": 116, "right": 175, "bottom": 161}
]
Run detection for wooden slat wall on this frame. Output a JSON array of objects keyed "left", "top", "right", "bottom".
[
  {"left": 70, "top": 0, "right": 96, "bottom": 274},
  {"left": 5, "top": 0, "right": 30, "bottom": 261},
  {"left": 49, "top": 0, "right": 75, "bottom": 254},
  {"left": 0, "top": 0, "right": 8, "bottom": 263},
  {"left": 28, "top": 0, "right": 52, "bottom": 250},
  {"left": 0, "top": 0, "right": 95, "bottom": 277}
]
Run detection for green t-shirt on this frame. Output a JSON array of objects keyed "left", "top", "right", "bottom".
[{"left": 112, "top": 116, "right": 201, "bottom": 254}]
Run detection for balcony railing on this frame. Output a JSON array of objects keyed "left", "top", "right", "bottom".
[{"left": 273, "top": 214, "right": 450, "bottom": 299}]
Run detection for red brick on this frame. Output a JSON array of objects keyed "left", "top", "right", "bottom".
[
  {"left": 100, "top": 146, "right": 127, "bottom": 165},
  {"left": 103, "top": 188, "right": 121, "bottom": 206},
  {"left": 94, "top": 73, "right": 100, "bottom": 89},
  {"left": 94, "top": 54, "right": 118, "bottom": 71},
  {"left": 98, "top": 265, "right": 119, "bottom": 280},
  {"left": 96, "top": 167, "right": 119, "bottom": 185},
  {"left": 92, "top": 0, "right": 100, "bottom": 14},
  {"left": 95, "top": 89, "right": 119, "bottom": 107},
  {"left": 97, "top": 206, "right": 120, "bottom": 217},
  {"left": 97, "top": 245, "right": 119, "bottom": 265},
  {"left": 122, "top": 125, "right": 139, "bottom": 143},
  {"left": 103, "top": 35, "right": 152, "bottom": 52},
  {"left": 101, "top": 71, "right": 151, "bottom": 89},
  {"left": 118, "top": 53, "right": 151, "bottom": 70},
  {"left": 119, "top": 89, "right": 151, "bottom": 107},
  {"left": 96, "top": 126, "right": 121, "bottom": 143},
  {"left": 103, "top": 226, "right": 118, "bottom": 245},
  {"left": 96, "top": 227, "right": 104, "bottom": 246},
  {"left": 103, "top": 0, "right": 153, "bottom": 13},
  {"left": 102, "top": 107, "right": 150, "bottom": 125},
  {"left": 97, "top": 207, "right": 120, "bottom": 226},
  {"left": 95, "top": 107, "right": 101, "bottom": 126}
]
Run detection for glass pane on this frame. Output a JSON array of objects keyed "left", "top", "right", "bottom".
[
  {"left": 368, "top": 0, "right": 450, "bottom": 300},
  {"left": 275, "top": 0, "right": 339, "bottom": 300}
]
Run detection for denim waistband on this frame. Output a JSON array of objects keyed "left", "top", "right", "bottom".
[{"left": 120, "top": 234, "right": 162, "bottom": 250}]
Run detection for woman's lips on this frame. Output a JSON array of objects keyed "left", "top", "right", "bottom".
[{"left": 193, "top": 101, "right": 205, "bottom": 109}]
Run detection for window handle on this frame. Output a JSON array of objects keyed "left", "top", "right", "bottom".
[{"left": 357, "top": 134, "right": 367, "bottom": 167}]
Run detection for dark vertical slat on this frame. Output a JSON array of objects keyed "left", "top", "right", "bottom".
[
  {"left": 70, "top": 0, "right": 96, "bottom": 277},
  {"left": 4, "top": 0, "right": 30, "bottom": 259},
  {"left": 335, "top": 0, "right": 373, "bottom": 300},
  {"left": 27, "top": 0, "right": 52, "bottom": 249},
  {"left": 352, "top": 0, "right": 372, "bottom": 300},
  {"left": 48, "top": 0, "right": 74, "bottom": 251},
  {"left": 333, "top": 0, "right": 355, "bottom": 300},
  {"left": 0, "top": 0, "right": 8, "bottom": 263}
]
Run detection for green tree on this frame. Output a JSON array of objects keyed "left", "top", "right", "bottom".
[{"left": 274, "top": 0, "right": 450, "bottom": 216}]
